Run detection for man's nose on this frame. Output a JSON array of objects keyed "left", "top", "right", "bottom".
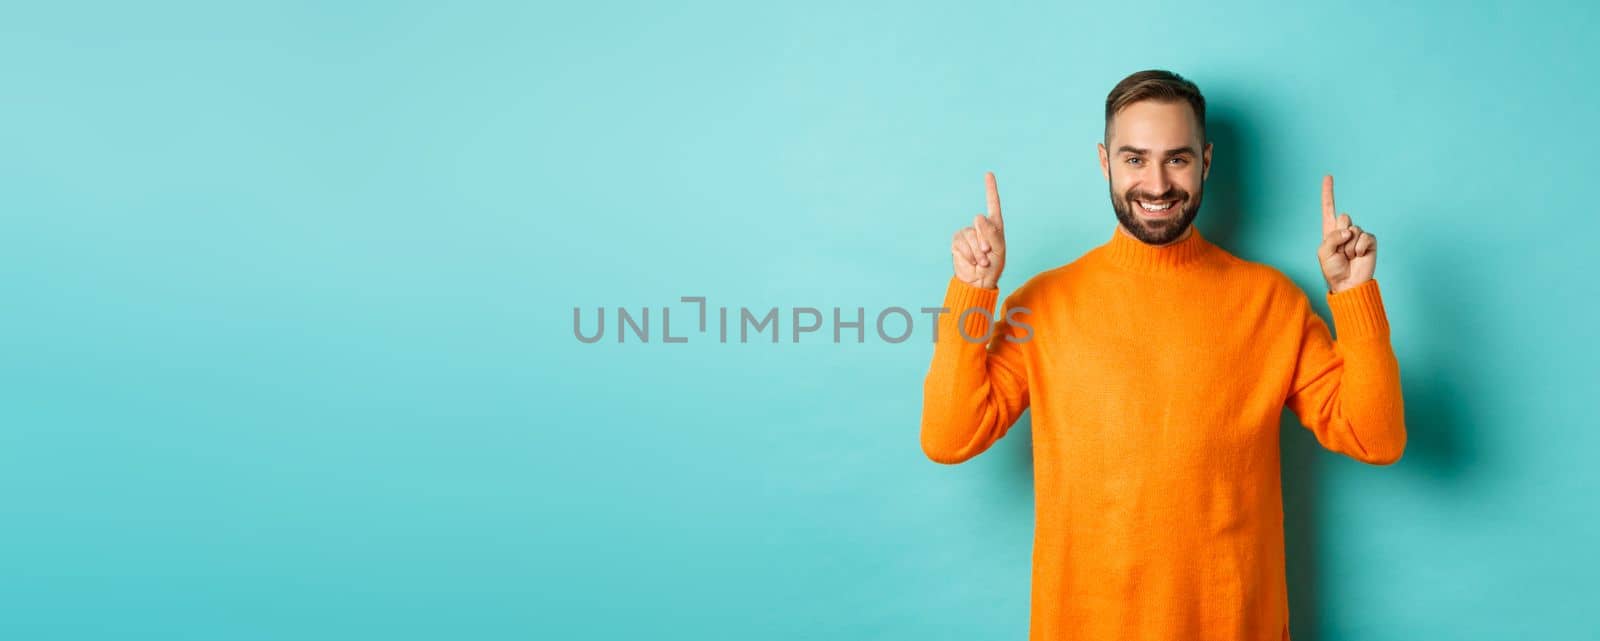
[{"left": 1148, "top": 169, "right": 1171, "bottom": 196}]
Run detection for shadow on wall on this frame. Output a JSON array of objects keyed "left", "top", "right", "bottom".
[{"left": 1209, "top": 104, "right": 1479, "bottom": 641}]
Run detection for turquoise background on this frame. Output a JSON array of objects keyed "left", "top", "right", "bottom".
[{"left": 4, "top": 1, "right": 1596, "bottom": 639}]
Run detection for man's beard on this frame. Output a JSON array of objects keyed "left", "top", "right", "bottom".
[{"left": 1111, "top": 183, "right": 1203, "bottom": 245}]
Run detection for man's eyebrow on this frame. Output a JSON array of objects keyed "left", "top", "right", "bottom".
[{"left": 1115, "top": 145, "right": 1198, "bottom": 157}]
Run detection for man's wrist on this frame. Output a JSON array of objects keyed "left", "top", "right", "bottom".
[{"left": 1328, "top": 278, "right": 1377, "bottom": 296}]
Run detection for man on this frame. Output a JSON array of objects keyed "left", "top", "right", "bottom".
[{"left": 920, "top": 69, "right": 1405, "bottom": 641}]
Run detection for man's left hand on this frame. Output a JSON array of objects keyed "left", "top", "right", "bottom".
[{"left": 1318, "top": 174, "right": 1378, "bottom": 294}]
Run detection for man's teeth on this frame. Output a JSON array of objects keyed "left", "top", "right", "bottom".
[{"left": 1139, "top": 200, "right": 1173, "bottom": 212}]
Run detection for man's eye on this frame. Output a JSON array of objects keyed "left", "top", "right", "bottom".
[
  {"left": 1169, "top": 157, "right": 1188, "bottom": 165},
  {"left": 1126, "top": 157, "right": 1142, "bottom": 165}
]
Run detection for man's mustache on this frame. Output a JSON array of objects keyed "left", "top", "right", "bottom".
[{"left": 1126, "top": 190, "right": 1188, "bottom": 202}]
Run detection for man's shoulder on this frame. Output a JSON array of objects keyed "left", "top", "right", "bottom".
[
  {"left": 1004, "top": 258, "right": 1091, "bottom": 305},
  {"left": 1219, "top": 255, "right": 1314, "bottom": 307},
  {"left": 1226, "top": 254, "right": 1292, "bottom": 283}
]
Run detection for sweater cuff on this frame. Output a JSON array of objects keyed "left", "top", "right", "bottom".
[
  {"left": 1326, "top": 278, "right": 1390, "bottom": 341},
  {"left": 943, "top": 276, "right": 1000, "bottom": 342}
]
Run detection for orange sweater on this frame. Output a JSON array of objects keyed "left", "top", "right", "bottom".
[{"left": 920, "top": 225, "right": 1406, "bottom": 641}]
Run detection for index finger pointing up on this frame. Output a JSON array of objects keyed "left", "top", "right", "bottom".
[
  {"left": 1321, "top": 174, "right": 1336, "bottom": 236},
  {"left": 986, "top": 171, "right": 1003, "bottom": 228}
]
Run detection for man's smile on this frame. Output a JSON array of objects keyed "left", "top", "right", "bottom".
[{"left": 1136, "top": 198, "right": 1179, "bottom": 218}]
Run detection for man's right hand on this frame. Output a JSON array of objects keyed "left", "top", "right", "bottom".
[{"left": 951, "top": 171, "right": 1007, "bottom": 290}]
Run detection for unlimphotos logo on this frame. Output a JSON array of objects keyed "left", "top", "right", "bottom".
[{"left": 573, "top": 296, "right": 1032, "bottom": 345}]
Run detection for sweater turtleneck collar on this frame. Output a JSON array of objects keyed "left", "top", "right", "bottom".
[{"left": 1100, "top": 223, "right": 1215, "bottom": 274}]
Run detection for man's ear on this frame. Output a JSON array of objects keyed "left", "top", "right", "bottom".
[
  {"left": 1202, "top": 142, "right": 1213, "bottom": 181},
  {"left": 1098, "top": 142, "right": 1110, "bottom": 181}
]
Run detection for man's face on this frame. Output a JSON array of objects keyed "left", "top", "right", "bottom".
[{"left": 1097, "top": 100, "right": 1213, "bottom": 245}]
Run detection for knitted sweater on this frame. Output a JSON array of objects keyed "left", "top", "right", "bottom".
[{"left": 920, "top": 224, "right": 1406, "bottom": 641}]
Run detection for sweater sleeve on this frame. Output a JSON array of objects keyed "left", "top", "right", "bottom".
[
  {"left": 1284, "top": 278, "right": 1408, "bottom": 465},
  {"left": 919, "top": 276, "right": 1032, "bottom": 464}
]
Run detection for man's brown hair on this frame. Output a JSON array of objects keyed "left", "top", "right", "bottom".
[{"left": 1104, "top": 69, "right": 1207, "bottom": 145}]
